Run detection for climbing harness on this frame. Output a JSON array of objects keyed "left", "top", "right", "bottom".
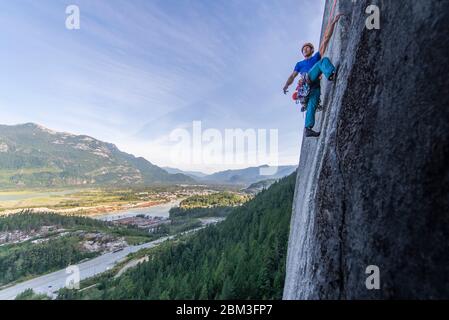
[{"left": 292, "top": 73, "right": 323, "bottom": 113}]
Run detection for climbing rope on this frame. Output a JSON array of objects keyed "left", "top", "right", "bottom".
[
  {"left": 296, "top": 0, "right": 339, "bottom": 129},
  {"left": 317, "top": 0, "right": 338, "bottom": 133},
  {"left": 324, "top": 0, "right": 338, "bottom": 39}
]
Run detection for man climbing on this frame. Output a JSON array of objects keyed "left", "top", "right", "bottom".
[{"left": 283, "top": 13, "right": 344, "bottom": 138}]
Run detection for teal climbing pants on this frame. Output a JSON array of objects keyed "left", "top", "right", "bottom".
[
  {"left": 305, "top": 57, "right": 336, "bottom": 129},
  {"left": 305, "top": 87, "right": 321, "bottom": 129}
]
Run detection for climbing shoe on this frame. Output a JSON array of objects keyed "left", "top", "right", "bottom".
[
  {"left": 305, "top": 127, "right": 320, "bottom": 138},
  {"left": 328, "top": 64, "right": 340, "bottom": 81}
]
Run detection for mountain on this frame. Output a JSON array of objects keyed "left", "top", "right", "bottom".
[
  {"left": 243, "top": 179, "right": 277, "bottom": 194},
  {"left": 0, "top": 123, "right": 195, "bottom": 188},
  {"left": 162, "top": 167, "right": 208, "bottom": 179},
  {"left": 284, "top": 0, "right": 449, "bottom": 299},
  {"left": 58, "top": 172, "right": 297, "bottom": 300},
  {"left": 200, "top": 165, "right": 297, "bottom": 186}
]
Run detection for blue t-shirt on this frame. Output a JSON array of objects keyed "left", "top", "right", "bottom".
[{"left": 294, "top": 52, "right": 321, "bottom": 74}]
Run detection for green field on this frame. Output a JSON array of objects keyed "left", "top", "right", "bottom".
[{"left": 0, "top": 188, "right": 171, "bottom": 213}]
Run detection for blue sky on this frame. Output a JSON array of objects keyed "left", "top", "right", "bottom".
[{"left": 0, "top": 0, "right": 324, "bottom": 173}]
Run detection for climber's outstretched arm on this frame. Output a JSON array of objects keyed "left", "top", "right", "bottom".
[
  {"left": 283, "top": 71, "right": 298, "bottom": 94},
  {"left": 319, "top": 13, "right": 344, "bottom": 56}
]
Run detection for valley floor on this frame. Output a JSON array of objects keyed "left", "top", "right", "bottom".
[{"left": 0, "top": 186, "right": 219, "bottom": 216}]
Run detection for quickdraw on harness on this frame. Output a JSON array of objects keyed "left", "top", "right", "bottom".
[
  {"left": 292, "top": 73, "right": 311, "bottom": 109},
  {"left": 292, "top": 73, "right": 323, "bottom": 113}
]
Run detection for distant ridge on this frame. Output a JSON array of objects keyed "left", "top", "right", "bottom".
[
  {"left": 0, "top": 123, "right": 195, "bottom": 188},
  {"left": 199, "top": 165, "right": 297, "bottom": 186}
]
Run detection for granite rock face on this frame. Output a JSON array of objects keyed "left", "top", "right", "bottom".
[{"left": 283, "top": 0, "right": 449, "bottom": 299}]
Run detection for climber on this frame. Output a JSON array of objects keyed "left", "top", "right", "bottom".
[{"left": 283, "top": 13, "right": 344, "bottom": 138}]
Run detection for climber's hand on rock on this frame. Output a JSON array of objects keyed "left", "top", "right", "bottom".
[{"left": 333, "top": 13, "right": 345, "bottom": 24}]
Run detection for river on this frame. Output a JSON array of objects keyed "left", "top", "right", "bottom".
[{"left": 94, "top": 199, "right": 183, "bottom": 221}]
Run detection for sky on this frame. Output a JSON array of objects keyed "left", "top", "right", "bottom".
[{"left": 0, "top": 0, "right": 325, "bottom": 174}]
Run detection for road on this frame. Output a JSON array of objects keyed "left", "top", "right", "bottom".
[
  {"left": 0, "top": 221, "right": 221, "bottom": 300},
  {"left": 0, "top": 235, "right": 174, "bottom": 300}
]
